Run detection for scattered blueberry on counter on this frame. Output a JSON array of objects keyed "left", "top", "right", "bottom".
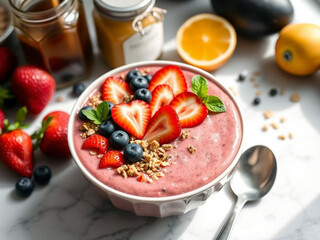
[
  {"left": 15, "top": 177, "right": 34, "bottom": 197},
  {"left": 237, "top": 73, "right": 246, "bottom": 82},
  {"left": 72, "top": 83, "right": 86, "bottom": 97},
  {"left": 269, "top": 88, "right": 278, "bottom": 96},
  {"left": 253, "top": 97, "right": 261, "bottom": 105},
  {"left": 33, "top": 166, "right": 52, "bottom": 185}
]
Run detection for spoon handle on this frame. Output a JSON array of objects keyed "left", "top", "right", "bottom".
[{"left": 215, "top": 196, "right": 247, "bottom": 240}]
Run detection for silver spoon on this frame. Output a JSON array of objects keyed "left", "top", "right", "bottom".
[{"left": 216, "top": 145, "right": 277, "bottom": 240}]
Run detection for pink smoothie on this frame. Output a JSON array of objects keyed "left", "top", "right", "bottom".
[{"left": 73, "top": 66, "right": 243, "bottom": 197}]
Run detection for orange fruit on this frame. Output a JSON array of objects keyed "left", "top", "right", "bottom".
[
  {"left": 176, "top": 13, "right": 237, "bottom": 72},
  {"left": 275, "top": 23, "right": 320, "bottom": 76}
]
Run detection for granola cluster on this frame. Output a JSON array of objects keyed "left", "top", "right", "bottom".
[{"left": 116, "top": 140, "right": 173, "bottom": 183}]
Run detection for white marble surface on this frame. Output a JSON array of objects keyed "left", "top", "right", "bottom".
[{"left": 1, "top": 0, "right": 320, "bottom": 239}]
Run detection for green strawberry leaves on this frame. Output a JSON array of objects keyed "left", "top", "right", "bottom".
[
  {"left": 0, "top": 87, "right": 14, "bottom": 106},
  {"left": 3, "top": 106, "right": 29, "bottom": 133},
  {"left": 191, "top": 75, "right": 226, "bottom": 113},
  {"left": 81, "top": 101, "right": 110, "bottom": 125}
]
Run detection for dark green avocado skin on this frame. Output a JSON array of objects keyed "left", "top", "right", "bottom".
[{"left": 211, "top": 0, "right": 294, "bottom": 38}]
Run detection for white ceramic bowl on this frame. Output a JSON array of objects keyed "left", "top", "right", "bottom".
[{"left": 68, "top": 60, "right": 244, "bottom": 218}]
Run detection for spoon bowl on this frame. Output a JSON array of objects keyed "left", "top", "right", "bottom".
[
  {"left": 216, "top": 145, "right": 277, "bottom": 240},
  {"left": 231, "top": 145, "right": 277, "bottom": 201}
]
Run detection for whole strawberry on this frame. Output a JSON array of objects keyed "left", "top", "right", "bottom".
[
  {"left": 33, "top": 111, "right": 70, "bottom": 158},
  {"left": 0, "top": 47, "right": 16, "bottom": 83},
  {"left": 0, "top": 107, "right": 33, "bottom": 177},
  {"left": 0, "top": 109, "right": 5, "bottom": 132},
  {"left": 11, "top": 66, "right": 55, "bottom": 115}
]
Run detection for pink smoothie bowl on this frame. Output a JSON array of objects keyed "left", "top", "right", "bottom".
[{"left": 67, "top": 60, "right": 244, "bottom": 218}]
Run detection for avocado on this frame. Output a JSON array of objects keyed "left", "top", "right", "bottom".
[{"left": 211, "top": 0, "right": 294, "bottom": 38}]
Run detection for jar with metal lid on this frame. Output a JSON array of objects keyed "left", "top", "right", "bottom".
[
  {"left": 9, "top": 0, "right": 93, "bottom": 88},
  {"left": 93, "top": 0, "right": 166, "bottom": 68}
]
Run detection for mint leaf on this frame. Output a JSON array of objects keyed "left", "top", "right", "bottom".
[
  {"left": 81, "top": 108, "right": 101, "bottom": 124},
  {"left": 191, "top": 75, "right": 208, "bottom": 100},
  {"left": 96, "top": 101, "right": 109, "bottom": 123},
  {"left": 204, "top": 95, "right": 226, "bottom": 112},
  {"left": 15, "top": 106, "right": 28, "bottom": 125}
]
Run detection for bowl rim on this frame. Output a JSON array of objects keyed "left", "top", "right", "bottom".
[{"left": 68, "top": 60, "right": 244, "bottom": 203}]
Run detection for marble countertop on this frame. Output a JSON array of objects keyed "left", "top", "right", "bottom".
[{"left": 1, "top": 0, "right": 320, "bottom": 239}]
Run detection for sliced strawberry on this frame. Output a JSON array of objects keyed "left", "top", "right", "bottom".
[
  {"left": 82, "top": 134, "right": 109, "bottom": 154},
  {"left": 144, "top": 105, "right": 181, "bottom": 144},
  {"left": 148, "top": 65, "right": 187, "bottom": 95},
  {"left": 170, "top": 92, "right": 208, "bottom": 128},
  {"left": 102, "top": 76, "right": 133, "bottom": 104},
  {"left": 111, "top": 100, "right": 151, "bottom": 139},
  {"left": 99, "top": 151, "right": 124, "bottom": 168},
  {"left": 149, "top": 84, "right": 174, "bottom": 116}
]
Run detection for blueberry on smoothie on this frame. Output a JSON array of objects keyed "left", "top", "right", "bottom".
[
  {"left": 126, "top": 70, "right": 141, "bottom": 83},
  {"left": 124, "top": 143, "right": 143, "bottom": 163},
  {"left": 99, "top": 120, "right": 118, "bottom": 138},
  {"left": 79, "top": 106, "right": 93, "bottom": 121},
  {"left": 130, "top": 76, "right": 149, "bottom": 91},
  {"left": 110, "top": 130, "right": 129, "bottom": 149},
  {"left": 143, "top": 74, "right": 152, "bottom": 83},
  {"left": 134, "top": 88, "right": 152, "bottom": 103},
  {"left": 108, "top": 101, "right": 115, "bottom": 113}
]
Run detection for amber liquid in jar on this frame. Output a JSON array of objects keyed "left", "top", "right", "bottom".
[{"left": 12, "top": 0, "right": 92, "bottom": 88}]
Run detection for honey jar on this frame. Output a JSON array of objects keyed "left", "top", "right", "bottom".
[
  {"left": 93, "top": 0, "right": 166, "bottom": 68},
  {"left": 9, "top": 0, "right": 93, "bottom": 88}
]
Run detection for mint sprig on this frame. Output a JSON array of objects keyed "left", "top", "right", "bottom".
[
  {"left": 191, "top": 75, "right": 226, "bottom": 112},
  {"left": 81, "top": 100, "right": 110, "bottom": 124}
]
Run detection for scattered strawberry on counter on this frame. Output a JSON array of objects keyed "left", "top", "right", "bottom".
[
  {"left": 11, "top": 66, "right": 56, "bottom": 115},
  {"left": 0, "top": 107, "right": 33, "bottom": 178},
  {"left": 32, "top": 111, "right": 71, "bottom": 158}
]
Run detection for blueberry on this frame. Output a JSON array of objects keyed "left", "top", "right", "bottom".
[
  {"left": 269, "top": 88, "right": 278, "bottom": 97},
  {"left": 134, "top": 88, "right": 152, "bottom": 103},
  {"left": 15, "top": 177, "right": 34, "bottom": 197},
  {"left": 126, "top": 70, "right": 141, "bottom": 83},
  {"left": 79, "top": 106, "right": 93, "bottom": 121},
  {"left": 130, "top": 76, "right": 149, "bottom": 91},
  {"left": 124, "top": 143, "right": 143, "bottom": 163},
  {"left": 108, "top": 102, "right": 115, "bottom": 113},
  {"left": 99, "top": 120, "right": 118, "bottom": 138},
  {"left": 143, "top": 74, "right": 152, "bottom": 83},
  {"left": 72, "top": 83, "right": 86, "bottom": 97},
  {"left": 238, "top": 73, "right": 246, "bottom": 82},
  {"left": 253, "top": 97, "right": 261, "bottom": 105},
  {"left": 33, "top": 166, "right": 52, "bottom": 185},
  {"left": 110, "top": 130, "right": 129, "bottom": 149}
]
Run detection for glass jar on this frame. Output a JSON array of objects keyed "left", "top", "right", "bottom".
[
  {"left": 9, "top": 0, "right": 93, "bottom": 88},
  {"left": 93, "top": 0, "right": 166, "bottom": 68}
]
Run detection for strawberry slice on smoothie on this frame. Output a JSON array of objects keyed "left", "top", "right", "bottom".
[
  {"left": 149, "top": 84, "right": 175, "bottom": 116},
  {"left": 102, "top": 76, "right": 133, "bottom": 104},
  {"left": 170, "top": 92, "right": 208, "bottom": 128},
  {"left": 144, "top": 105, "right": 181, "bottom": 144},
  {"left": 111, "top": 100, "right": 151, "bottom": 139},
  {"left": 148, "top": 65, "right": 187, "bottom": 95}
]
